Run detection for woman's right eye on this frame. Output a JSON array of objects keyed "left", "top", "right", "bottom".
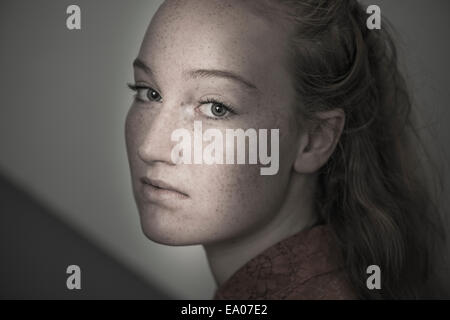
[{"left": 127, "top": 83, "right": 162, "bottom": 103}]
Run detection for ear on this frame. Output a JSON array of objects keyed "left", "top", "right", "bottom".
[{"left": 294, "top": 109, "right": 345, "bottom": 174}]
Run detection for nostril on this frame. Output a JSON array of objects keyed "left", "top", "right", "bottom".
[{"left": 137, "top": 130, "right": 176, "bottom": 165}]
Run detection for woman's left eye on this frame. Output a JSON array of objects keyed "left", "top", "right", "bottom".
[
  {"left": 127, "top": 83, "right": 162, "bottom": 103},
  {"left": 197, "top": 101, "right": 235, "bottom": 120}
]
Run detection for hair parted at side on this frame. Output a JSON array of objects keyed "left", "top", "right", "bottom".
[{"left": 252, "top": 0, "right": 447, "bottom": 299}]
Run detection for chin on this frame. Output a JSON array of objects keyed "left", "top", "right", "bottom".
[
  {"left": 138, "top": 215, "right": 204, "bottom": 246},
  {"left": 136, "top": 204, "right": 248, "bottom": 246}
]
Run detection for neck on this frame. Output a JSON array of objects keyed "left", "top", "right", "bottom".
[{"left": 203, "top": 172, "right": 318, "bottom": 287}]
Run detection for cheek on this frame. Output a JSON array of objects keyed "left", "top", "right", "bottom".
[
  {"left": 125, "top": 106, "right": 147, "bottom": 163},
  {"left": 124, "top": 106, "right": 150, "bottom": 193},
  {"left": 185, "top": 118, "right": 298, "bottom": 241},
  {"left": 187, "top": 160, "right": 290, "bottom": 240},
  {"left": 125, "top": 106, "right": 139, "bottom": 152}
]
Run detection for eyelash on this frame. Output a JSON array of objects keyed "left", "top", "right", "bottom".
[
  {"left": 127, "top": 83, "right": 237, "bottom": 120},
  {"left": 127, "top": 83, "right": 161, "bottom": 103}
]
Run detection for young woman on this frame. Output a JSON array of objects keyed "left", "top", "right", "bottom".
[{"left": 125, "top": 0, "right": 447, "bottom": 299}]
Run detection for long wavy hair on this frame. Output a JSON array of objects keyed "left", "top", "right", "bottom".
[{"left": 252, "top": 0, "right": 448, "bottom": 299}]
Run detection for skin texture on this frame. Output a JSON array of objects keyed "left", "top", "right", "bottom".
[{"left": 125, "top": 0, "right": 345, "bottom": 286}]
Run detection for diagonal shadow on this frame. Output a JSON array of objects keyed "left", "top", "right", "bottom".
[{"left": 0, "top": 170, "right": 173, "bottom": 300}]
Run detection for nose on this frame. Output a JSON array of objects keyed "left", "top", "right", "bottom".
[{"left": 137, "top": 103, "right": 180, "bottom": 166}]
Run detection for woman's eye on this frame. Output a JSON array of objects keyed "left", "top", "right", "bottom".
[
  {"left": 128, "top": 83, "right": 162, "bottom": 102},
  {"left": 197, "top": 101, "right": 235, "bottom": 119},
  {"left": 145, "top": 88, "right": 162, "bottom": 102}
]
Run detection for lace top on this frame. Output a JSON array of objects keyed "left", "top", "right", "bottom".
[{"left": 214, "top": 225, "right": 357, "bottom": 300}]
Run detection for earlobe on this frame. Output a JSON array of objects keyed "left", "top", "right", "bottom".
[{"left": 293, "top": 109, "right": 345, "bottom": 174}]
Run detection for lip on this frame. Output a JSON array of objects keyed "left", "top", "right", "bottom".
[{"left": 139, "top": 176, "right": 189, "bottom": 202}]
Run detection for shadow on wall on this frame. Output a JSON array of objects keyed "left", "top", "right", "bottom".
[{"left": 0, "top": 170, "right": 172, "bottom": 299}]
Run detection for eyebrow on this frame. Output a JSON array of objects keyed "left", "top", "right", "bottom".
[
  {"left": 133, "top": 58, "right": 153, "bottom": 76},
  {"left": 186, "top": 69, "right": 259, "bottom": 92},
  {"left": 133, "top": 58, "right": 259, "bottom": 92}
]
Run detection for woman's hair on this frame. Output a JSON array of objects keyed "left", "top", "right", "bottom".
[{"left": 254, "top": 0, "right": 447, "bottom": 299}]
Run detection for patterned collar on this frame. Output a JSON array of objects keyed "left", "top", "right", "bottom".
[{"left": 213, "top": 224, "right": 356, "bottom": 299}]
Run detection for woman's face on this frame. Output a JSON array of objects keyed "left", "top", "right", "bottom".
[{"left": 125, "top": 0, "right": 302, "bottom": 245}]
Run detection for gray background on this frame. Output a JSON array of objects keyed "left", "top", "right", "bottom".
[{"left": 0, "top": 0, "right": 449, "bottom": 299}]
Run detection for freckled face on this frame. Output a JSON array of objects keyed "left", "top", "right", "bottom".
[{"left": 125, "top": 0, "right": 300, "bottom": 245}]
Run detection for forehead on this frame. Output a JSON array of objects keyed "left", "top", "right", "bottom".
[{"left": 137, "top": 0, "right": 290, "bottom": 88}]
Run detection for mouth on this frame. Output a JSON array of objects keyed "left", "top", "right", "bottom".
[{"left": 139, "top": 176, "right": 189, "bottom": 202}]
